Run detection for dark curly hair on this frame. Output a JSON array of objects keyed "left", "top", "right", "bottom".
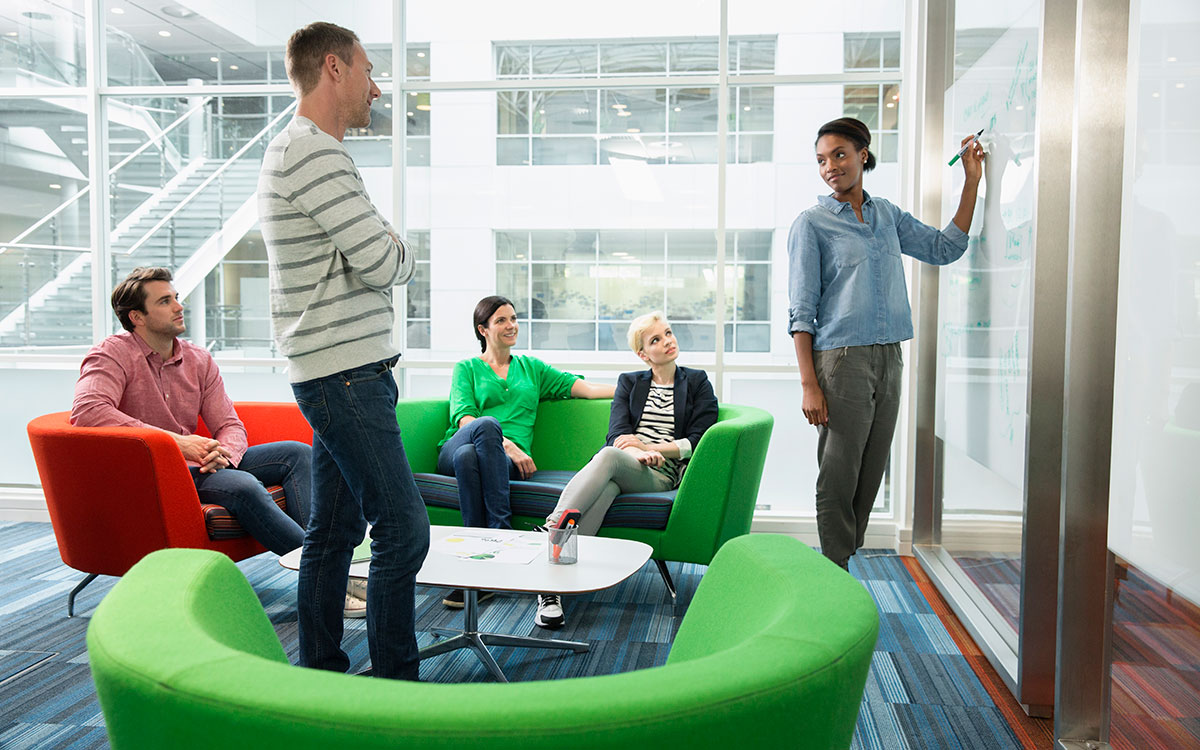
[{"left": 816, "top": 117, "right": 876, "bottom": 172}]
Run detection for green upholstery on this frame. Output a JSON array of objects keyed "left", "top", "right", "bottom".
[
  {"left": 397, "top": 398, "right": 774, "bottom": 566},
  {"left": 88, "top": 535, "right": 878, "bottom": 749}
]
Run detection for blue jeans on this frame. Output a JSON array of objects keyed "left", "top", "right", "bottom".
[
  {"left": 191, "top": 441, "right": 311, "bottom": 554},
  {"left": 291, "top": 357, "right": 431, "bottom": 680},
  {"left": 436, "top": 416, "right": 520, "bottom": 529}
]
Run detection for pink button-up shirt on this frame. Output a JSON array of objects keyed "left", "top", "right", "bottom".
[{"left": 71, "top": 331, "right": 248, "bottom": 467}]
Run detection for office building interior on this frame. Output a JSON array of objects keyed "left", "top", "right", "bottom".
[{"left": 0, "top": 0, "right": 1196, "bottom": 748}]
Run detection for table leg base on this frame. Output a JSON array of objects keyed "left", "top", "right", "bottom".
[{"left": 419, "top": 590, "right": 590, "bottom": 681}]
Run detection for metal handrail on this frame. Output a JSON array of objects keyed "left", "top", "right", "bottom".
[
  {"left": 109, "top": 95, "right": 213, "bottom": 174},
  {"left": 0, "top": 243, "right": 89, "bottom": 253},
  {"left": 124, "top": 100, "right": 297, "bottom": 256},
  {"left": 0, "top": 95, "right": 214, "bottom": 255}
]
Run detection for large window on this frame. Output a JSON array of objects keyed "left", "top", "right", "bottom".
[
  {"left": 495, "top": 230, "right": 770, "bottom": 353},
  {"left": 2, "top": 0, "right": 909, "bottom": 522},
  {"left": 497, "top": 38, "right": 775, "bottom": 166},
  {"left": 843, "top": 33, "right": 901, "bottom": 163}
]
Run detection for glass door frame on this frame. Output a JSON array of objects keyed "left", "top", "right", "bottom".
[{"left": 907, "top": 0, "right": 1085, "bottom": 719}]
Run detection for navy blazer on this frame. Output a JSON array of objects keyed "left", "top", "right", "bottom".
[{"left": 605, "top": 365, "right": 719, "bottom": 453}]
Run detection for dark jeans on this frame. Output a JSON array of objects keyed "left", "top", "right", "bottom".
[
  {"left": 436, "top": 416, "right": 520, "bottom": 529},
  {"left": 291, "top": 357, "right": 430, "bottom": 680},
  {"left": 191, "top": 441, "right": 311, "bottom": 555},
  {"left": 813, "top": 343, "right": 903, "bottom": 569}
]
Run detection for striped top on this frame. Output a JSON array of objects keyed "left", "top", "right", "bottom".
[
  {"left": 258, "top": 116, "right": 413, "bottom": 382},
  {"left": 634, "top": 382, "right": 683, "bottom": 485}
]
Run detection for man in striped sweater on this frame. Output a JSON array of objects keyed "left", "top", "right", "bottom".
[{"left": 259, "top": 21, "right": 430, "bottom": 681}]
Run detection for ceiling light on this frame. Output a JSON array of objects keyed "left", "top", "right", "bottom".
[
  {"left": 673, "top": 107, "right": 681, "bottom": 112},
  {"left": 209, "top": 56, "right": 218, "bottom": 62},
  {"left": 416, "top": 51, "right": 425, "bottom": 58},
  {"left": 409, "top": 91, "right": 417, "bottom": 97},
  {"left": 885, "top": 102, "right": 895, "bottom": 108},
  {"left": 158, "top": 30, "right": 171, "bottom": 37},
  {"left": 1015, "top": 104, "right": 1024, "bottom": 110},
  {"left": 617, "top": 110, "right": 631, "bottom": 117},
  {"left": 229, "top": 64, "right": 238, "bottom": 70},
  {"left": 892, "top": 94, "right": 899, "bottom": 100},
  {"left": 110, "top": 7, "right": 125, "bottom": 14},
  {"left": 416, "top": 92, "right": 431, "bottom": 111},
  {"left": 161, "top": 5, "right": 197, "bottom": 19},
  {"left": 384, "top": 102, "right": 391, "bottom": 108},
  {"left": 49, "top": 183, "right": 62, "bottom": 189},
  {"left": 1151, "top": 92, "right": 1160, "bottom": 98},
  {"left": 1167, "top": 56, "right": 1177, "bottom": 62},
  {"left": 626, "top": 128, "right": 640, "bottom": 133},
  {"left": 611, "top": 103, "right": 626, "bottom": 110},
  {"left": 406, "top": 111, "right": 414, "bottom": 117},
  {"left": 380, "top": 71, "right": 389, "bottom": 76},
  {"left": 1176, "top": 82, "right": 1185, "bottom": 88},
  {"left": 743, "top": 105, "right": 751, "bottom": 111},
  {"left": 5, "top": 31, "right": 16, "bottom": 37},
  {"left": 538, "top": 109, "right": 545, "bottom": 114}
]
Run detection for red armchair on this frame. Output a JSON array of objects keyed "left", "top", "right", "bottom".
[{"left": 27, "top": 402, "right": 313, "bottom": 616}]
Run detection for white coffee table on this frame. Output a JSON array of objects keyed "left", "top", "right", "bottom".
[{"left": 279, "top": 525, "right": 653, "bottom": 682}]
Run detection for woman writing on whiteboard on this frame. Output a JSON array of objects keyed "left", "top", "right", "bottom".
[{"left": 788, "top": 117, "right": 983, "bottom": 570}]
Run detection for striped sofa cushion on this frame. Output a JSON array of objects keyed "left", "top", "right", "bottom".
[
  {"left": 413, "top": 471, "right": 675, "bottom": 530},
  {"left": 202, "top": 485, "right": 287, "bottom": 540}
]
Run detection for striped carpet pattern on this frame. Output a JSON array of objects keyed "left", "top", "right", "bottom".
[{"left": 0, "top": 521, "right": 1021, "bottom": 749}]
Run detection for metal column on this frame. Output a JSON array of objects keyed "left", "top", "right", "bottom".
[{"left": 1054, "top": 0, "right": 1130, "bottom": 745}]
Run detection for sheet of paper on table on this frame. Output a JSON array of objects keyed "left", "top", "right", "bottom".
[{"left": 433, "top": 529, "right": 544, "bottom": 565}]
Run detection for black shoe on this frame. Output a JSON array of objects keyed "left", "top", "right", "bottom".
[
  {"left": 442, "top": 589, "right": 495, "bottom": 609},
  {"left": 534, "top": 594, "right": 565, "bottom": 629}
]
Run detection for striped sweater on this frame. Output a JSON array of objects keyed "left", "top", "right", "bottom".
[{"left": 258, "top": 115, "right": 413, "bottom": 382}]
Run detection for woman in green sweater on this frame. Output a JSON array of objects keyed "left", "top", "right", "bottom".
[{"left": 438, "top": 296, "right": 615, "bottom": 537}]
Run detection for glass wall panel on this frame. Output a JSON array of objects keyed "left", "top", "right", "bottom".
[
  {"left": 1109, "top": 5, "right": 1200, "bottom": 743},
  {"left": 935, "top": 0, "right": 1040, "bottom": 640},
  {"left": 722, "top": 1, "right": 904, "bottom": 515},
  {"left": 0, "top": 96, "right": 91, "bottom": 348},
  {"left": 103, "top": 0, "right": 392, "bottom": 87},
  {"left": 0, "top": 0, "right": 87, "bottom": 87}
]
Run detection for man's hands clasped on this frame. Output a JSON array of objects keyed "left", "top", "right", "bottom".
[{"left": 174, "top": 433, "right": 233, "bottom": 474}]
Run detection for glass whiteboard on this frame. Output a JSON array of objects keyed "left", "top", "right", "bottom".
[{"left": 936, "top": 1, "right": 1039, "bottom": 516}]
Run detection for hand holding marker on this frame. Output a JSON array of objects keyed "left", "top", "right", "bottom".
[
  {"left": 949, "top": 129, "right": 984, "bottom": 166},
  {"left": 551, "top": 509, "right": 581, "bottom": 562}
]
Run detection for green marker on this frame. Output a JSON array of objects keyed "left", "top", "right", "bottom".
[{"left": 949, "top": 128, "right": 984, "bottom": 166}]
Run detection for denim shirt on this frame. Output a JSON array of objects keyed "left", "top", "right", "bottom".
[{"left": 787, "top": 192, "right": 968, "bottom": 351}]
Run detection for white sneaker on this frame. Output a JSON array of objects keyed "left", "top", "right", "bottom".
[
  {"left": 534, "top": 593, "right": 564, "bottom": 629},
  {"left": 344, "top": 577, "right": 367, "bottom": 618},
  {"left": 343, "top": 593, "right": 367, "bottom": 618}
]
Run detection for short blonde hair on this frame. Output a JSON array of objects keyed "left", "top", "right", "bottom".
[{"left": 627, "top": 311, "right": 667, "bottom": 354}]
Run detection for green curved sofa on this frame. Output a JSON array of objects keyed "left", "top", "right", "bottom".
[
  {"left": 396, "top": 399, "right": 774, "bottom": 581},
  {"left": 88, "top": 534, "right": 879, "bottom": 750}
]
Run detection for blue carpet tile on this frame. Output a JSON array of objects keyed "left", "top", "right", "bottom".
[{"left": 0, "top": 523, "right": 1021, "bottom": 749}]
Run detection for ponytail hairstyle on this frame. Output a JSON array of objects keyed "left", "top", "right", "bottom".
[{"left": 816, "top": 117, "right": 876, "bottom": 172}]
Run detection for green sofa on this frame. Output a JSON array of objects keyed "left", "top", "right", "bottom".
[
  {"left": 88, "top": 534, "right": 879, "bottom": 749},
  {"left": 397, "top": 398, "right": 773, "bottom": 594}
]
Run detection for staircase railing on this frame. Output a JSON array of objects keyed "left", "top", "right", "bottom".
[
  {"left": 122, "top": 100, "right": 297, "bottom": 260},
  {"left": 1, "top": 95, "right": 213, "bottom": 258}
]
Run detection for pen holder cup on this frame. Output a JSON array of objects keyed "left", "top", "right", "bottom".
[{"left": 548, "top": 526, "right": 578, "bottom": 565}]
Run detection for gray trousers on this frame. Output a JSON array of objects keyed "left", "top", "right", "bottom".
[
  {"left": 812, "top": 343, "right": 903, "bottom": 568},
  {"left": 548, "top": 446, "right": 675, "bottom": 535}
]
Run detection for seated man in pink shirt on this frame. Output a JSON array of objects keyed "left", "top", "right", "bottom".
[{"left": 71, "top": 267, "right": 365, "bottom": 615}]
